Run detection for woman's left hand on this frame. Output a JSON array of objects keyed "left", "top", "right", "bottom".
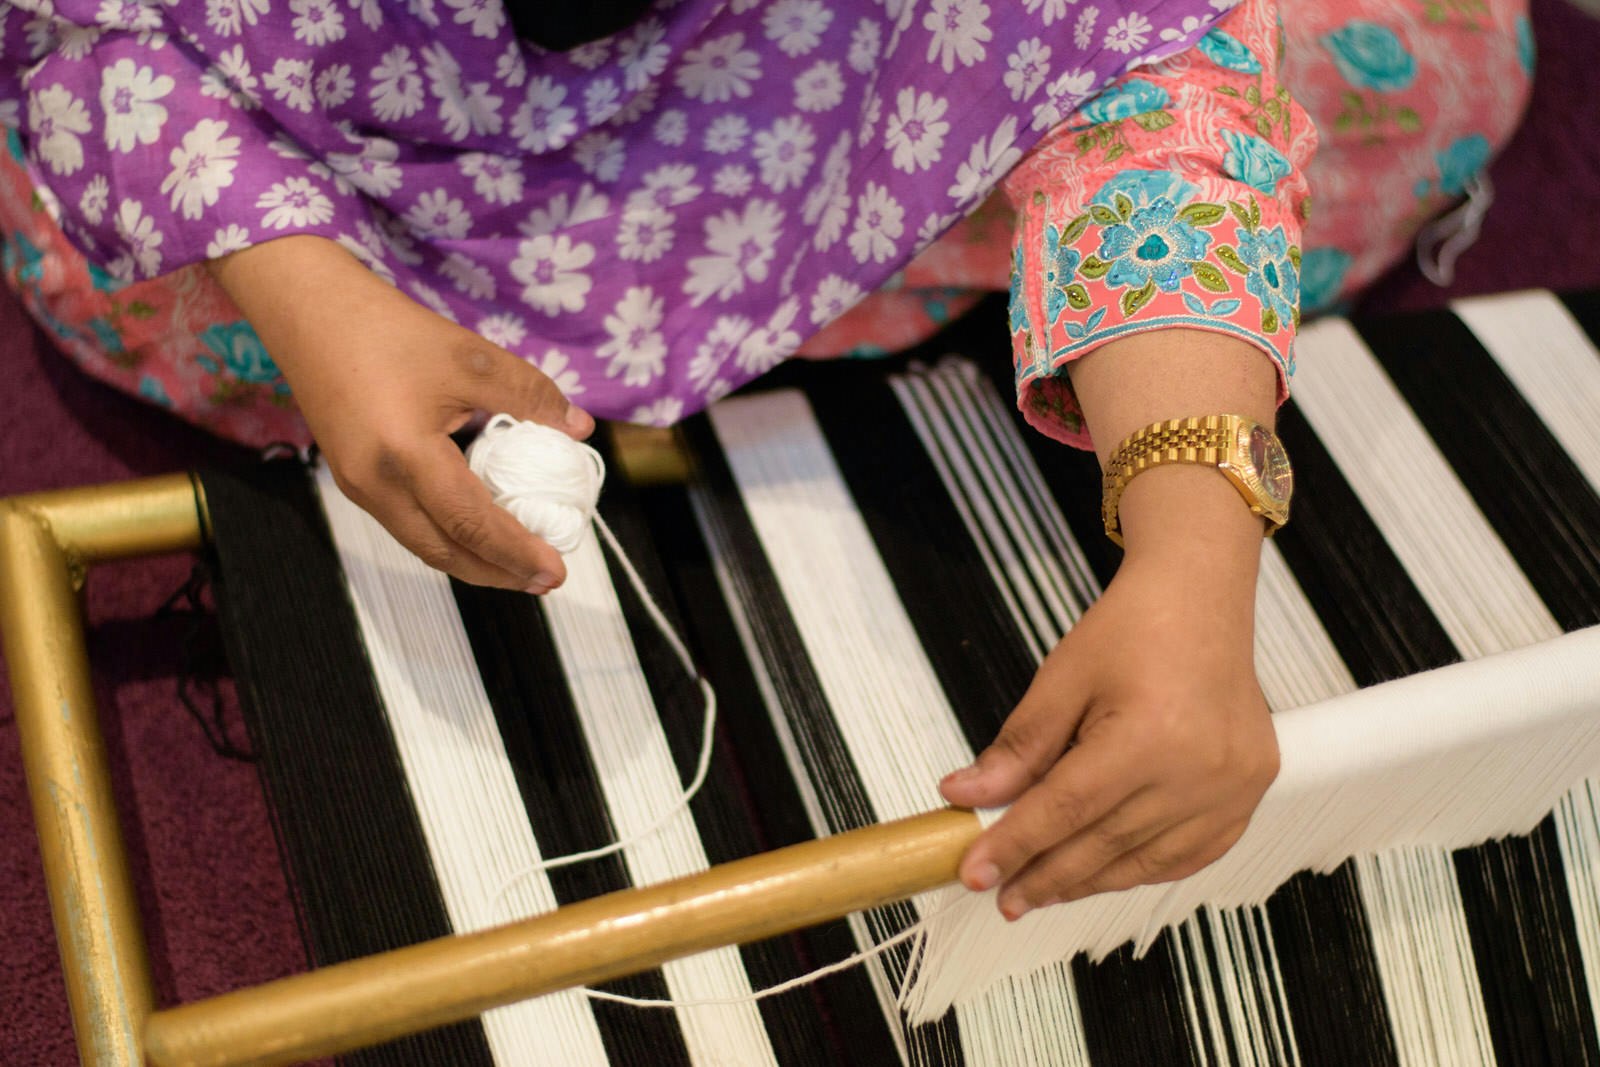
[{"left": 938, "top": 479, "right": 1279, "bottom": 919}]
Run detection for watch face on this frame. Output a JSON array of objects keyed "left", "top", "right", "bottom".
[{"left": 1247, "top": 424, "right": 1293, "bottom": 505}]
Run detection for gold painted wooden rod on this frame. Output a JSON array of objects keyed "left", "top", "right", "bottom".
[{"left": 144, "top": 807, "right": 982, "bottom": 1067}]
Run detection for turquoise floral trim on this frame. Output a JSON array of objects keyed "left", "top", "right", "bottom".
[
  {"left": 1435, "top": 133, "right": 1490, "bottom": 196},
  {"left": 1008, "top": 240, "right": 1030, "bottom": 335},
  {"left": 1220, "top": 129, "right": 1292, "bottom": 194},
  {"left": 199, "top": 321, "right": 279, "bottom": 383},
  {"left": 1322, "top": 22, "right": 1417, "bottom": 92},
  {"left": 1197, "top": 30, "right": 1262, "bottom": 75},
  {"left": 1074, "top": 195, "right": 1215, "bottom": 316},
  {"left": 138, "top": 375, "right": 173, "bottom": 408},
  {"left": 1299, "top": 247, "right": 1352, "bottom": 313},
  {"left": 1077, "top": 80, "right": 1171, "bottom": 126},
  {"left": 87, "top": 316, "right": 125, "bottom": 355},
  {"left": 1236, "top": 224, "right": 1299, "bottom": 333},
  {"left": 1041, "top": 221, "right": 1086, "bottom": 324},
  {"left": 1516, "top": 16, "right": 1536, "bottom": 76},
  {"left": 3, "top": 231, "right": 44, "bottom": 285},
  {"left": 1092, "top": 169, "right": 1199, "bottom": 210},
  {"left": 88, "top": 261, "right": 128, "bottom": 293}
]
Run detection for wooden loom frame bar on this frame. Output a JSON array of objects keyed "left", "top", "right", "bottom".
[{"left": 0, "top": 473, "right": 981, "bottom": 1067}]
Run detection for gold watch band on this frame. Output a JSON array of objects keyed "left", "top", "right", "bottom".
[{"left": 1101, "top": 414, "right": 1287, "bottom": 546}]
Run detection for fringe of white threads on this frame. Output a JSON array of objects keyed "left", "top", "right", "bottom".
[{"left": 899, "top": 626, "right": 1600, "bottom": 1023}]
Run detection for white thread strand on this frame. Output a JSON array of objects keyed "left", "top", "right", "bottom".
[
  {"left": 464, "top": 421, "right": 719, "bottom": 902},
  {"left": 580, "top": 899, "right": 962, "bottom": 1010}
]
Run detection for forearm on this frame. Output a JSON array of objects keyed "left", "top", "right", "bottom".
[
  {"left": 1069, "top": 330, "right": 1278, "bottom": 605},
  {"left": 208, "top": 235, "right": 399, "bottom": 378}
]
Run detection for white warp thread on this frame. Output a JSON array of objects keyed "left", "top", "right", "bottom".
[{"left": 464, "top": 415, "right": 719, "bottom": 892}]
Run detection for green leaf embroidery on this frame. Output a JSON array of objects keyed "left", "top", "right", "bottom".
[
  {"left": 1216, "top": 245, "right": 1250, "bottom": 275},
  {"left": 1228, "top": 202, "right": 1254, "bottom": 230},
  {"left": 1033, "top": 190, "right": 1048, "bottom": 207},
  {"left": 1076, "top": 132, "right": 1096, "bottom": 155},
  {"left": 1104, "top": 142, "right": 1127, "bottom": 163},
  {"left": 1244, "top": 83, "right": 1261, "bottom": 106},
  {"left": 1192, "top": 262, "right": 1231, "bottom": 293},
  {"left": 1113, "top": 192, "right": 1133, "bottom": 222},
  {"left": 126, "top": 301, "right": 156, "bottom": 319},
  {"left": 1215, "top": 84, "right": 1242, "bottom": 98},
  {"left": 1255, "top": 114, "right": 1274, "bottom": 139},
  {"left": 1132, "top": 110, "right": 1176, "bottom": 132},
  {"left": 1089, "top": 204, "right": 1121, "bottom": 226},
  {"left": 1065, "top": 283, "right": 1092, "bottom": 310},
  {"left": 1300, "top": 196, "right": 1314, "bottom": 222},
  {"left": 1121, "top": 279, "right": 1157, "bottom": 317},
  {"left": 1248, "top": 196, "right": 1262, "bottom": 228},
  {"left": 1289, "top": 245, "right": 1302, "bottom": 272},
  {"left": 1079, "top": 256, "right": 1111, "bottom": 280},
  {"left": 1395, "top": 107, "right": 1422, "bottom": 133},
  {"left": 1262, "top": 307, "right": 1280, "bottom": 333},
  {"left": 1097, "top": 125, "right": 1117, "bottom": 145},
  {"left": 1062, "top": 213, "right": 1091, "bottom": 244},
  {"left": 1178, "top": 202, "right": 1226, "bottom": 226},
  {"left": 1292, "top": 305, "right": 1302, "bottom": 328}
]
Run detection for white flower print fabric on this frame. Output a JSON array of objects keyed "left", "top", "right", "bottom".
[{"left": 1, "top": 0, "right": 1231, "bottom": 422}]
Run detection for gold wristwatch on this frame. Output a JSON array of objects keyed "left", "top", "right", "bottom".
[{"left": 1101, "top": 415, "right": 1293, "bottom": 547}]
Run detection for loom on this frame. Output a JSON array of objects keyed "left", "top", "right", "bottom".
[{"left": 3, "top": 289, "right": 1599, "bottom": 1066}]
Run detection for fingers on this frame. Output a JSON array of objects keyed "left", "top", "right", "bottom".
[
  {"left": 338, "top": 435, "right": 566, "bottom": 592},
  {"left": 951, "top": 736, "right": 1143, "bottom": 893},
  {"left": 1001, "top": 818, "right": 1248, "bottom": 919},
  {"left": 991, "top": 789, "right": 1173, "bottom": 918},
  {"left": 939, "top": 672, "right": 1090, "bottom": 811},
  {"left": 408, "top": 435, "right": 567, "bottom": 589},
  {"left": 449, "top": 340, "right": 594, "bottom": 440}
]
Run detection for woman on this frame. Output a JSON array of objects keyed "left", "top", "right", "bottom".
[{"left": 0, "top": 0, "right": 1531, "bottom": 920}]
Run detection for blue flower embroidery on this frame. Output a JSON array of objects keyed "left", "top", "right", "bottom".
[
  {"left": 200, "top": 321, "right": 279, "bottom": 383},
  {"left": 138, "top": 376, "right": 173, "bottom": 408},
  {"left": 1436, "top": 134, "right": 1490, "bottom": 196},
  {"left": 3, "top": 232, "right": 45, "bottom": 285},
  {"left": 1220, "top": 129, "right": 1292, "bottom": 195},
  {"left": 88, "top": 261, "right": 128, "bottom": 294},
  {"left": 1322, "top": 22, "right": 1417, "bottom": 92},
  {"left": 1099, "top": 199, "right": 1212, "bottom": 293},
  {"left": 1042, "top": 222, "right": 1082, "bottom": 324},
  {"left": 1092, "top": 169, "right": 1199, "bottom": 210},
  {"left": 1516, "top": 16, "right": 1535, "bottom": 76},
  {"left": 1008, "top": 241, "right": 1030, "bottom": 335},
  {"left": 1299, "top": 247, "right": 1352, "bottom": 314},
  {"left": 1077, "top": 79, "right": 1171, "bottom": 125},
  {"left": 1236, "top": 225, "right": 1299, "bottom": 329},
  {"left": 1196, "top": 29, "right": 1262, "bottom": 74},
  {"left": 87, "top": 317, "right": 125, "bottom": 355}
]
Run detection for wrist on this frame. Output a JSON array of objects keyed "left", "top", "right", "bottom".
[{"left": 1115, "top": 465, "right": 1266, "bottom": 589}]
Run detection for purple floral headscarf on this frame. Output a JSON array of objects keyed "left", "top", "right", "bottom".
[{"left": 2, "top": 0, "right": 1232, "bottom": 424}]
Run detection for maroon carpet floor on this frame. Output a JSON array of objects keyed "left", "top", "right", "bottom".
[{"left": 4, "top": 0, "right": 1599, "bottom": 1059}]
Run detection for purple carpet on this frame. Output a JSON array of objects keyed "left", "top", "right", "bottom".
[{"left": 4, "top": 0, "right": 1599, "bottom": 1058}]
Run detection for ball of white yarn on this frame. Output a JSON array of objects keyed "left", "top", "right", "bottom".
[{"left": 465, "top": 414, "right": 605, "bottom": 554}]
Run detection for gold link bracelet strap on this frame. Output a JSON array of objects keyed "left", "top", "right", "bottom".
[{"left": 1101, "top": 415, "right": 1241, "bottom": 547}]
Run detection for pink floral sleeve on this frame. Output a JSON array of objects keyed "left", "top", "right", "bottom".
[{"left": 1003, "top": 0, "right": 1316, "bottom": 449}]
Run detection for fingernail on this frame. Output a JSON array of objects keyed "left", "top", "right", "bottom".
[
  {"left": 526, "top": 572, "right": 559, "bottom": 595},
  {"left": 525, "top": 582, "right": 551, "bottom": 596},
  {"left": 964, "top": 861, "right": 1001, "bottom": 892},
  {"left": 943, "top": 764, "right": 980, "bottom": 784},
  {"left": 563, "top": 405, "right": 594, "bottom": 435},
  {"left": 999, "top": 895, "right": 1028, "bottom": 922}
]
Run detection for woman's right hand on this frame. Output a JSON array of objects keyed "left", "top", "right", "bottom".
[{"left": 210, "top": 235, "right": 593, "bottom": 594}]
